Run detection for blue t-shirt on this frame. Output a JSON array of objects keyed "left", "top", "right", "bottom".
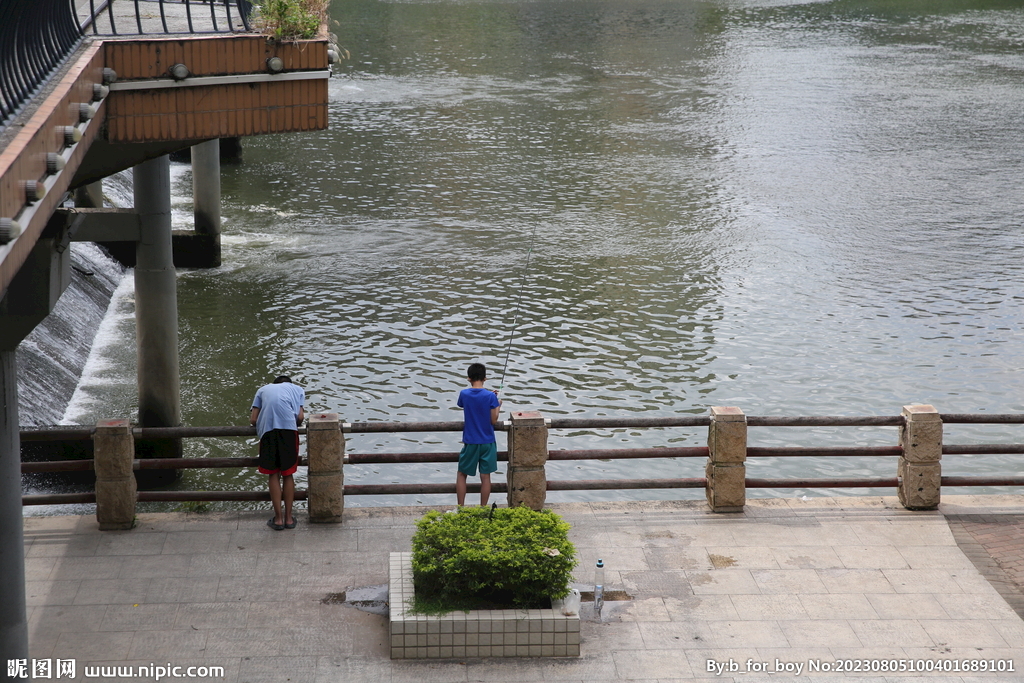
[
  {"left": 252, "top": 382, "right": 305, "bottom": 439},
  {"left": 458, "top": 387, "right": 500, "bottom": 444}
]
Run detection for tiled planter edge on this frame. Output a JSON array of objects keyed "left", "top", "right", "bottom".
[{"left": 389, "top": 552, "right": 581, "bottom": 659}]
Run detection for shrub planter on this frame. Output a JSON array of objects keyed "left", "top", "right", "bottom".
[
  {"left": 389, "top": 552, "right": 580, "bottom": 658},
  {"left": 389, "top": 507, "right": 580, "bottom": 659}
]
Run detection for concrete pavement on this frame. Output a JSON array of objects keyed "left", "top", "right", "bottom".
[{"left": 21, "top": 495, "right": 1024, "bottom": 681}]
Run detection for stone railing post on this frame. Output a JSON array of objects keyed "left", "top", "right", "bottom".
[
  {"left": 507, "top": 411, "right": 548, "bottom": 511},
  {"left": 898, "top": 404, "right": 941, "bottom": 510},
  {"left": 306, "top": 413, "right": 344, "bottom": 523},
  {"left": 94, "top": 419, "right": 136, "bottom": 530},
  {"left": 706, "top": 407, "right": 746, "bottom": 512}
]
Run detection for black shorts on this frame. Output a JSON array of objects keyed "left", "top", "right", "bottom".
[{"left": 258, "top": 429, "right": 300, "bottom": 475}]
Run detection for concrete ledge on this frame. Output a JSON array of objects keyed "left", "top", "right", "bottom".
[{"left": 388, "top": 552, "right": 580, "bottom": 659}]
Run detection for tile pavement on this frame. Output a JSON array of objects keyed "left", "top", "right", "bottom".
[
  {"left": 946, "top": 513, "right": 1024, "bottom": 620},
  {"left": 19, "top": 495, "right": 1024, "bottom": 681}
]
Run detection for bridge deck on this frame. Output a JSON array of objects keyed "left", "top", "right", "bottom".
[{"left": 0, "top": 20, "right": 329, "bottom": 298}]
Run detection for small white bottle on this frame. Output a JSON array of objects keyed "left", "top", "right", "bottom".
[{"left": 594, "top": 559, "right": 605, "bottom": 616}]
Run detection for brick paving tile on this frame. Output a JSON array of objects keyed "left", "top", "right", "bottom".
[{"left": 947, "top": 514, "right": 1024, "bottom": 620}]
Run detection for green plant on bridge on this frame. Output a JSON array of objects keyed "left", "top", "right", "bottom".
[
  {"left": 411, "top": 506, "right": 577, "bottom": 613},
  {"left": 254, "top": 0, "right": 327, "bottom": 40}
]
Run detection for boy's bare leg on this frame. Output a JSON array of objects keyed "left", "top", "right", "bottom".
[
  {"left": 268, "top": 474, "right": 283, "bottom": 525},
  {"left": 480, "top": 473, "right": 491, "bottom": 507},
  {"left": 456, "top": 471, "right": 468, "bottom": 506},
  {"left": 283, "top": 474, "right": 295, "bottom": 526}
]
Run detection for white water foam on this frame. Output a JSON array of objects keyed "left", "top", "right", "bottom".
[
  {"left": 60, "top": 270, "right": 136, "bottom": 425},
  {"left": 17, "top": 242, "right": 126, "bottom": 426}
]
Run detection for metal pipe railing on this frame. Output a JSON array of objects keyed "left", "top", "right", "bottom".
[
  {"left": 22, "top": 492, "right": 97, "bottom": 506},
  {"left": 20, "top": 412, "right": 1024, "bottom": 506},
  {"left": 747, "top": 477, "right": 899, "bottom": 489},
  {"left": 747, "top": 446, "right": 902, "bottom": 457},
  {"left": 27, "top": 442, "right": 1024, "bottom": 475},
  {"left": 943, "top": 444, "right": 1024, "bottom": 455},
  {"left": 939, "top": 414, "right": 1024, "bottom": 424},
  {"left": 12, "top": 413, "right": 916, "bottom": 440},
  {"left": 940, "top": 476, "right": 1024, "bottom": 487},
  {"left": 548, "top": 416, "right": 711, "bottom": 429},
  {"left": 138, "top": 489, "right": 307, "bottom": 503}
]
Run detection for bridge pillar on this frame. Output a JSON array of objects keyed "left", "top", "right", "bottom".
[
  {"left": 192, "top": 139, "right": 221, "bottom": 238},
  {"left": 0, "top": 351, "right": 28, "bottom": 663},
  {"left": 133, "top": 155, "right": 181, "bottom": 480},
  {"left": 180, "top": 139, "right": 222, "bottom": 268},
  {"left": 74, "top": 180, "right": 104, "bottom": 208}
]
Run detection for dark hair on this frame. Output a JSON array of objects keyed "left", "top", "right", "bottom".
[
  {"left": 273, "top": 375, "right": 292, "bottom": 384},
  {"left": 467, "top": 363, "right": 487, "bottom": 382}
]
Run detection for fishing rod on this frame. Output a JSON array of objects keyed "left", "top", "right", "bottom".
[{"left": 498, "top": 224, "right": 540, "bottom": 395}]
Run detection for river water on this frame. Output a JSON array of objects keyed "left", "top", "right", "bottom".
[{"left": 58, "top": 0, "right": 1024, "bottom": 510}]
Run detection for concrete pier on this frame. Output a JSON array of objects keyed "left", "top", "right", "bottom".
[
  {"left": 191, "top": 140, "right": 221, "bottom": 239},
  {"left": 132, "top": 156, "right": 181, "bottom": 473},
  {"left": 176, "top": 138, "right": 223, "bottom": 268},
  {"left": 73, "top": 182, "right": 104, "bottom": 209},
  {"left": 21, "top": 495, "right": 1024, "bottom": 681}
]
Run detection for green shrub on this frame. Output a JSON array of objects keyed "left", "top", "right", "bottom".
[
  {"left": 253, "top": 0, "right": 325, "bottom": 40},
  {"left": 411, "top": 507, "right": 577, "bottom": 611}
]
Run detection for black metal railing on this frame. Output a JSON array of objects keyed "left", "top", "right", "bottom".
[
  {"left": 0, "top": 0, "right": 84, "bottom": 130},
  {"left": 76, "top": 0, "right": 253, "bottom": 37}
]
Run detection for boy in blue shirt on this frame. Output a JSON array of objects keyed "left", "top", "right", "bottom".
[{"left": 456, "top": 363, "right": 501, "bottom": 506}]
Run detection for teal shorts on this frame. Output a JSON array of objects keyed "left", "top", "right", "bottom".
[{"left": 458, "top": 442, "right": 498, "bottom": 476}]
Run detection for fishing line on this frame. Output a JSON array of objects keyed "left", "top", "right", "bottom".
[{"left": 498, "top": 224, "right": 540, "bottom": 394}]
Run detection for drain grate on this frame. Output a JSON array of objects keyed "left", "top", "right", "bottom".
[{"left": 579, "top": 590, "right": 632, "bottom": 602}]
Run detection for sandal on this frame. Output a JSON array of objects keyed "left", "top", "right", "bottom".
[{"left": 266, "top": 518, "right": 284, "bottom": 531}]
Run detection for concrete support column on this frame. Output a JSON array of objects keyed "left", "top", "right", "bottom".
[
  {"left": 170, "top": 140, "right": 223, "bottom": 268},
  {"left": 187, "top": 139, "right": 223, "bottom": 268},
  {"left": 0, "top": 350, "right": 28, "bottom": 663},
  {"left": 94, "top": 419, "right": 137, "bottom": 530},
  {"left": 191, "top": 140, "right": 221, "bottom": 237},
  {"left": 507, "top": 411, "right": 547, "bottom": 511},
  {"left": 898, "top": 404, "right": 942, "bottom": 510},
  {"left": 74, "top": 180, "right": 104, "bottom": 208},
  {"left": 133, "top": 156, "right": 181, "bottom": 474},
  {"left": 706, "top": 406, "right": 746, "bottom": 512},
  {"left": 307, "top": 413, "right": 344, "bottom": 523}
]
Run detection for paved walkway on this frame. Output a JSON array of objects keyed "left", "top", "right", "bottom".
[
  {"left": 946, "top": 514, "right": 1024, "bottom": 621},
  {"left": 21, "top": 495, "right": 1024, "bottom": 682}
]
